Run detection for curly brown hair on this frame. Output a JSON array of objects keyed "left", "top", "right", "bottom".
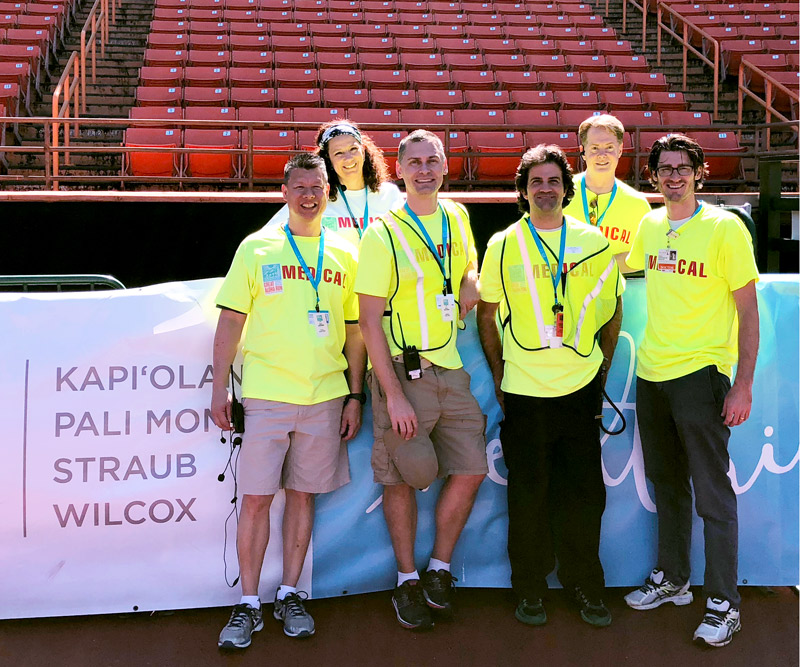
[
  {"left": 514, "top": 144, "right": 576, "bottom": 214},
  {"left": 314, "top": 120, "right": 391, "bottom": 202}
]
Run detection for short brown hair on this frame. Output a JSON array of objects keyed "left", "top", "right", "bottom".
[
  {"left": 647, "top": 133, "right": 709, "bottom": 188},
  {"left": 578, "top": 114, "right": 625, "bottom": 146},
  {"left": 514, "top": 144, "right": 575, "bottom": 214},
  {"left": 283, "top": 152, "right": 327, "bottom": 184},
  {"left": 397, "top": 129, "right": 445, "bottom": 163}
]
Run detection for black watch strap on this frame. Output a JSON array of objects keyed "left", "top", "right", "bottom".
[{"left": 345, "top": 392, "right": 367, "bottom": 405}]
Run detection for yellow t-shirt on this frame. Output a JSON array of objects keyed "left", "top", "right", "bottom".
[
  {"left": 563, "top": 175, "right": 651, "bottom": 255},
  {"left": 216, "top": 225, "right": 359, "bottom": 405},
  {"left": 626, "top": 203, "right": 759, "bottom": 382},
  {"left": 354, "top": 199, "right": 476, "bottom": 369},
  {"left": 480, "top": 214, "right": 624, "bottom": 397}
]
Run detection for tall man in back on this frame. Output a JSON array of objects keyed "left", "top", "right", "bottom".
[
  {"left": 356, "top": 130, "right": 487, "bottom": 630},
  {"left": 624, "top": 134, "right": 759, "bottom": 648},
  {"left": 211, "top": 153, "right": 365, "bottom": 649},
  {"left": 563, "top": 114, "right": 651, "bottom": 273}
]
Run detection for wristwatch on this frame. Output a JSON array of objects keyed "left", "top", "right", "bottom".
[{"left": 345, "top": 392, "right": 367, "bottom": 405}]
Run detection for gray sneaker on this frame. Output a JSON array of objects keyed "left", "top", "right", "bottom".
[
  {"left": 218, "top": 603, "right": 263, "bottom": 649},
  {"left": 273, "top": 591, "right": 315, "bottom": 638},
  {"left": 625, "top": 569, "right": 693, "bottom": 610}
]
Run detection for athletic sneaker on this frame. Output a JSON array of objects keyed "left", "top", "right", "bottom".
[
  {"left": 421, "top": 569, "right": 457, "bottom": 616},
  {"left": 392, "top": 580, "right": 434, "bottom": 630},
  {"left": 625, "top": 569, "right": 694, "bottom": 610},
  {"left": 218, "top": 603, "right": 263, "bottom": 649},
  {"left": 569, "top": 586, "right": 612, "bottom": 628},
  {"left": 515, "top": 598, "right": 547, "bottom": 626},
  {"left": 273, "top": 591, "right": 315, "bottom": 638},
  {"left": 693, "top": 597, "right": 741, "bottom": 648}
]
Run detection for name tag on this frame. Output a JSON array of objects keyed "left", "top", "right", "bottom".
[
  {"left": 436, "top": 293, "right": 456, "bottom": 322},
  {"left": 262, "top": 263, "right": 282, "bottom": 294},
  {"left": 308, "top": 310, "right": 330, "bottom": 337},
  {"left": 657, "top": 248, "right": 678, "bottom": 273}
]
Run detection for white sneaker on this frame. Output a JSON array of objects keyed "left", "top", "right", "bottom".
[
  {"left": 693, "top": 597, "right": 741, "bottom": 647},
  {"left": 624, "top": 569, "right": 694, "bottom": 610}
]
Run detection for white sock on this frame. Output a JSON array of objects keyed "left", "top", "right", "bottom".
[
  {"left": 427, "top": 558, "right": 450, "bottom": 573},
  {"left": 276, "top": 585, "right": 297, "bottom": 601},
  {"left": 397, "top": 570, "right": 420, "bottom": 587},
  {"left": 240, "top": 595, "right": 260, "bottom": 609}
]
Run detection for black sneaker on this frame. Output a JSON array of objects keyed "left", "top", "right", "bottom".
[
  {"left": 569, "top": 586, "right": 612, "bottom": 628},
  {"left": 515, "top": 598, "right": 547, "bottom": 626},
  {"left": 392, "top": 580, "right": 434, "bottom": 630},
  {"left": 421, "top": 569, "right": 457, "bottom": 616}
]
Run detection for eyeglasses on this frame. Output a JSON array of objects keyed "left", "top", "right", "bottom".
[
  {"left": 588, "top": 196, "right": 598, "bottom": 225},
  {"left": 656, "top": 164, "right": 695, "bottom": 178}
]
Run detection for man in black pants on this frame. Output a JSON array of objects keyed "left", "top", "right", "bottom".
[{"left": 477, "top": 145, "right": 624, "bottom": 627}]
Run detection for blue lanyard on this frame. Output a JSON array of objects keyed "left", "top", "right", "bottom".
[
  {"left": 403, "top": 202, "right": 450, "bottom": 292},
  {"left": 283, "top": 224, "right": 325, "bottom": 311},
  {"left": 339, "top": 187, "right": 369, "bottom": 238},
  {"left": 581, "top": 176, "right": 617, "bottom": 228},
  {"left": 526, "top": 215, "right": 567, "bottom": 306},
  {"left": 666, "top": 202, "right": 703, "bottom": 242}
]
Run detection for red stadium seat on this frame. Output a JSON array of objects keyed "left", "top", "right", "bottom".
[
  {"left": 125, "top": 128, "right": 181, "bottom": 177},
  {"left": 475, "top": 37, "right": 517, "bottom": 54},
  {"left": 592, "top": 39, "right": 633, "bottom": 55},
  {"left": 687, "top": 130, "right": 744, "bottom": 180},
  {"left": 661, "top": 110, "right": 712, "bottom": 127},
  {"left": 147, "top": 33, "right": 189, "bottom": 50},
  {"left": 128, "top": 106, "right": 183, "bottom": 128},
  {"left": 188, "top": 33, "right": 228, "bottom": 51},
  {"left": 276, "top": 88, "right": 322, "bottom": 107},
  {"left": 386, "top": 24, "right": 426, "bottom": 37},
  {"left": 399, "top": 108, "right": 453, "bottom": 125},
  {"left": 540, "top": 26, "right": 582, "bottom": 41},
  {"left": 453, "top": 108, "right": 506, "bottom": 126},
  {"left": 579, "top": 27, "right": 618, "bottom": 40},
  {"left": 511, "top": 90, "right": 556, "bottom": 110},
  {"left": 347, "top": 108, "right": 401, "bottom": 125},
  {"left": 228, "top": 34, "right": 270, "bottom": 51},
  {"left": 395, "top": 36, "right": 438, "bottom": 53},
  {"left": 401, "top": 53, "right": 446, "bottom": 70},
  {"left": 484, "top": 54, "right": 528, "bottom": 71},
  {"left": 183, "top": 86, "right": 229, "bottom": 106},
  {"left": 437, "top": 37, "right": 478, "bottom": 53},
  {"left": 228, "top": 22, "right": 266, "bottom": 36},
  {"left": 741, "top": 54, "right": 789, "bottom": 93},
  {"left": 507, "top": 109, "right": 560, "bottom": 127},
  {"left": 238, "top": 107, "right": 292, "bottom": 123},
  {"left": 558, "top": 40, "right": 597, "bottom": 56},
  {"left": 362, "top": 68, "right": 408, "bottom": 89},
  {"left": 184, "top": 66, "right": 227, "bottom": 87},
  {"left": 322, "top": 88, "right": 371, "bottom": 108},
  {"left": 349, "top": 23, "right": 389, "bottom": 37},
  {"left": 607, "top": 55, "right": 649, "bottom": 72},
  {"left": 642, "top": 91, "right": 687, "bottom": 111},
  {"left": 558, "top": 109, "right": 603, "bottom": 128},
  {"left": 139, "top": 66, "right": 183, "bottom": 87},
  {"left": 319, "top": 68, "right": 363, "bottom": 89},
  {"left": 407, "top": 69, "right": 453, "bottom": 90},
  {"left": 187, "top": 50, "right": 230, "bottom": 67},
  {"left": 565, "top": 54, "right": 608, "bottom": 72},
  {"left": 525, "top": 131, "right": 580, "bottom": 170},
  {"left": 189, "top": 21, "right": 228, "bottom": 36},
  {"left": 271, "top": 23, "right": 311, "bottom": 36},
  {"left": 524, "top": 54, "right": 568, "bottom": 71},
  {"left": 720, "top": 39, "right": 763, "bottom": 76},
  {"left": 184, "top": 128, "right": 239, "bottom": 178},
  {"left": 555, "top": 90, "right": 600, "bottom": 110},
  {"left": 419, "top": 89, "right": 466, "bottom": 109},
  {"left": 465, "top": 89, "right": 512, "bottom": 110},
  {"left": 432, "top": 130, "right": 468, "bottom": 179},
  {"left": 624, "top": 72, "right": 669, "bottom": 92},
  {"left": 586, "top": 71, "right": 628, "bottom": 92},
  {"left": 503, "top": 26, "right": 543, "bottom": 40},
  {"left": 184, "top": 106, "right": 236, "bottom": 127},
  {"left": 0, "top": 80, "right": 19, "bottom": 115},
  {"left": 314, "top": 36, "right": 355, "bottom": 53},
  {"left": 516, "top": 39, "right": 559, "bottom": 55},
  {"left": 136, "top": 85, "right": 182, "bottom": 107},
  {"left": 452, "top": 70, "right": 497, "bottom": 90},
  {"left": 358, "top": 52, "right": 401, "bottom": 70},
  {"left": 317, "top": 53, "right": 359, "bottom": 69},
  {"left": 599, "top": 91, "right": 644, "bottom": 110},
  {"left": 354, "top": 36, "right": 395, "bottom": 52},
  {"left": 610, "top": 110, "right": 662, "bottom": 128},
  {"left": 270, "top": 35, "right": 314, "bottom": 52},
  {"left": 293, "top": 108, "right": 344, "bottom": 125},
  {"left": 495, "top": 71, "right": 540, "bottom": 91},
  {"left": 274, "top": 67, "right": 317, "bottom": 88},
  {"left": 429, "top": 24, "right": 468, "bottom": 38},
  {"left": 366, "top": 129, "right": 405, "bottom": 175},
  {"left": 469, "top": 130, "right": 527, "bottom": 181},
  {"left": 371, "top": 88, "right": 418, "bottom": 109},
  {"left": 229, "top": 67, "right": 272, "bottom": 88},
  {"left": 769, "top": 71, "right": 799, "bottom": 114},
  {"left": 144, "top": 49, "right": 188, "bottom": 68},
  {"left": 230, "top": 87, "right": 276, "bottom": 107}
]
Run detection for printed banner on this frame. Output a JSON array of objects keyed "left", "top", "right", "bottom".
[{"left": 1, "top": 277, "right": 797, "bottom": 619}]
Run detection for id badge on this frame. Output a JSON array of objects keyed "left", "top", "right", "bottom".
[
  {"left": 308, "top": 310, "right": 330, "bottom": 337},
  {"left": 544, "top": 325, "right": 563, "bottom": 349},
  {"left": 436, "top": 293, "right": 456, "bottom": 322},
  {"left": 657, "top": 248, "right": 678, "bottom": 273}
]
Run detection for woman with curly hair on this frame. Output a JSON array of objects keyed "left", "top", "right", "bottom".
[{"left": 267, "top": 120, "right": 404, "bottom": 245}]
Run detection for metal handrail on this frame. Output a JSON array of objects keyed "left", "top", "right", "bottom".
[
  {"left": 656, "top": 3, "right": 721, "bottom": 120},
  {"left": 738, "top": 61, "right": 799, "bottom": 147},
  {"left": 623, "top": 0, "right": 648, "bottom": 51},
  {"left": 51, "top": 51, "right": 80, "bottom": 174},
  {"left": 0, "top": 274, "right": 126, "bottom": 291},
  {"left": 80, "top": 0, "right": 109, "bottom": 113}
]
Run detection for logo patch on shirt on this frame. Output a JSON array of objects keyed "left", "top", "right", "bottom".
[
  {"left": 321, "top": 216, "right": 339, "bottom": 232},
  {"left": 261, "top": 263, "right": 283, "bottom": 294}
]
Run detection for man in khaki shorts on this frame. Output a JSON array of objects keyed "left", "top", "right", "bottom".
[
  {"left": 356, "top": 130, "right": 488, "bottom": 630},
  {"left": 211, "top": 153, "right": 366, "bottom": 649}
]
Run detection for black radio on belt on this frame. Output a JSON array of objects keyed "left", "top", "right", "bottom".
[{"left": 403, "top": 345, "right": 422, "bottom": 381}]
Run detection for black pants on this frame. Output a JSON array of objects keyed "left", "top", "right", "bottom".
[
  {"left": 636, "top": 366, "right": 739, "bottom": 605},
  {"left": 501, "top": 373, "right": 607, "bottom": 601}
]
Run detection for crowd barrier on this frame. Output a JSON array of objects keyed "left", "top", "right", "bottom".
[{"left": 1, "top": 276, "right": 797, "bottom": 619}]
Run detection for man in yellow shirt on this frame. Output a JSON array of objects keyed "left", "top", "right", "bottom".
[
  {"left": 624, "top": 135, "right": 759, "bottom": 649},
  {"left": 211, "top": 153, "right": 366, "bottom": 649},
  {"left": 356, "top": 130, "right": 487, "bottom": 630},
  {"left": 563, "top": 114, "right": 651, "bottom": 273},
  {"left": 477, "top": 144, "right": 624, "bottom": 629}
]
